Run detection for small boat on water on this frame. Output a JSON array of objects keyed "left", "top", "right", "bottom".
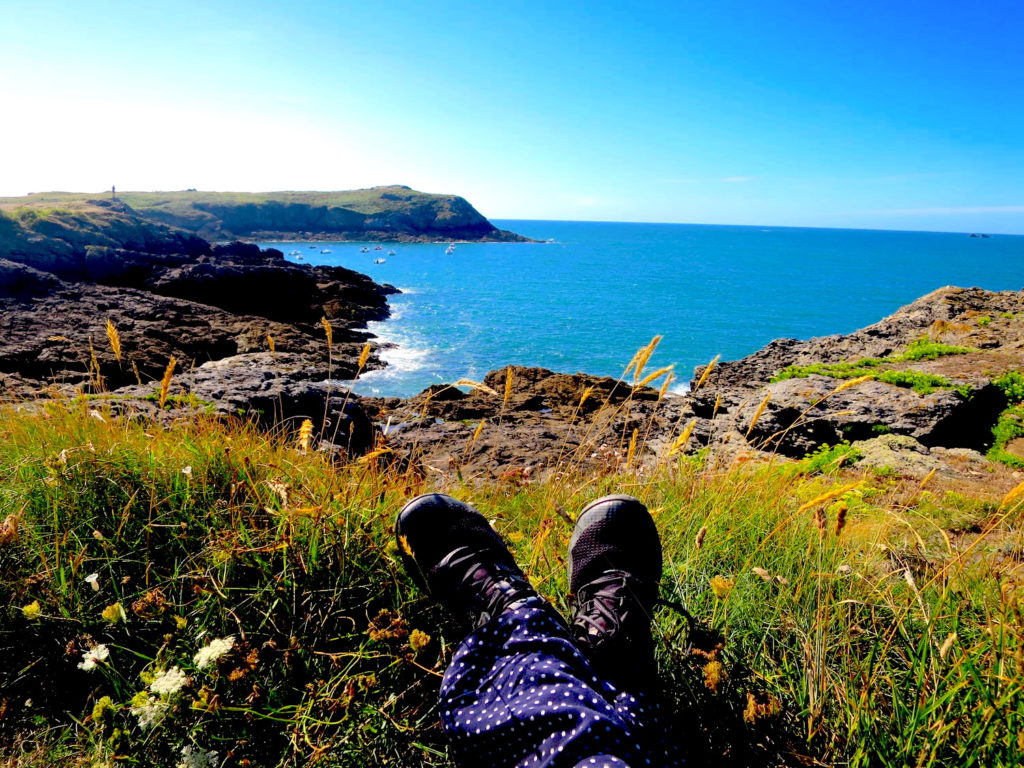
[
  {"left": 387, "top": 249, "right": 397, "bottom": 256},
  {"left": 445, "top": 243, "right": 456, "bottom": 255},
  {"left": 360, "top": 246, "right": 369, "bottom": 253},
  {"left": 374, "top": 245, "right": 383, "bottom": 251},
  {"left": 320, "top": 249, "right": 332, "bottom": 254},
  {"left": 289, "top": 249, "right": 302, "bottom": 256},
  {"left": 295, "top": 254, "right": 304, "bottom": 260},
  {"left": 374, "top": 258, "right": 386, "bottom": 264}
]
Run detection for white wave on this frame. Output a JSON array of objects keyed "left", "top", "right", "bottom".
[{"left": 368, "top": 341, "right": 434, "bottom": 375}]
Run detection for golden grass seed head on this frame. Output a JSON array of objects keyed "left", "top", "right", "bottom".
[
  {"left": 693, "top": 354, "right": 720, "bottom": 391},
  {"left": 158, "top": 356, "right": 177, "bottom": 410},
  {"left": 297, "top": 419, "right": 314, "bottom": 452},
  {"left": 833, "top": 373, "right": 875, "bottom": 393},
  {"left": 105, "top": 319, "right": 122, "bottom": 362},
  {"left": 453, "top": 378, "right": 499, "bottom": 397},
  {"left": 357, "top": 342, "right": 371, "bottom": 370},
  {"left": 636, "top": 365, "right": 674, "bottom": 389},
  {"left": 797, "top": 482, "right": 861, "bottom": 514},
  {"left": 657, "top": 371, "right": 675, "bottom": 400},
  {"left": 668, "top": 419, "right": 697, "bottom": 456},
  {"left": 745, "top": 393, "right": 772, "bottom": 438},
  {"left": 503, "top": 367, "right": 514, "bottom": 405}
]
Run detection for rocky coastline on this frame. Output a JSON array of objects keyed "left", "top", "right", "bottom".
[
  {"left": 0, "top": 199, "right": 397, "bottom": 450},
  {"left": 2, "top": 200, "right": 1022, "bottom": 482},
  {"left": 361, "top": 286, "right": 1024, "bottom": 484}
]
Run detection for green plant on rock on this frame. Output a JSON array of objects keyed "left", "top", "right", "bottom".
[
  {"left": 986, "top": 404, "right": 1024, "bottom": 468},
  {"left": 772, "top": 359, "right": 884, "bottom": 382},
  {"left": 874, "top": 369, "right": 961, "bottom": 395},
  {"left": 898, "top": 338, "right": 978, "bottom": 361},
  {"left": 993, "top": 371, "right": 1024, "bottom": 404},
  {"left": 800, "top": 441, "right": 862, "bottom": 474},
  {"left": 771, "top": 338, "right": 977, "bottom": 395}
]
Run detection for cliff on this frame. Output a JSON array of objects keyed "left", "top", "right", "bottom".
[
  {"left": 0, "top": 186, "right": 531, "bottom": 243},
  {"left": 0, "top": 199, "right": 396, "bottom": 450}
]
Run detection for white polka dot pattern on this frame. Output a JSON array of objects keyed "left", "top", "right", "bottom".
[{"left": 439, "top": 597, "right": 681, "bottom": 767}]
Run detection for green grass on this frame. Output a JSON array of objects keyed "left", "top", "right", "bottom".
[
  {"left": 0, "top": 187, "right": 465, "bottom": 231},
  {"left": 770, "top": 338, "right": 979, "bottom": 394},
  {"left": 1, "top": 402, "right": 1021, "bottom": 767}
]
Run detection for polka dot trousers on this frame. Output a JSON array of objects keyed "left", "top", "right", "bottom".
[{"left": 439, "top": 597, "right": 680, "bottom": 768}]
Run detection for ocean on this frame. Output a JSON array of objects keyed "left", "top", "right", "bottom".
[{"left": 262, "top": 221, "right": 1023, "bottom": 398}]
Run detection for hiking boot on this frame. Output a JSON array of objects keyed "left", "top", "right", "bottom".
[
  {"left": 395, "top": 493, "right": 537, "bottom": 629},
  {"left": 569, "top": 494, "right": 663, "bottom": 689}
]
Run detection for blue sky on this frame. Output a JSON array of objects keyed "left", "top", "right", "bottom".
[{"left": 2, "top": 0, "right": 1022, "bottom": 233}]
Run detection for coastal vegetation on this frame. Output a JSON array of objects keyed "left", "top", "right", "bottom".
[
  {"left": 0, "top": 187, "right": 527, "bottom": 243},
  {"left": 1, "top": 354, "right": 1022, "bottom": 767},
  {"left": 770, "top": 338, "right": 979, "bottom": 395},
  {"left": 2, "top": 208, "right": 1023, "bottom": 765}
]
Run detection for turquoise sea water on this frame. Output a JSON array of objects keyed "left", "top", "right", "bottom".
[{"left": 262, "top": 221, "right": 1023, "bottom": 398}]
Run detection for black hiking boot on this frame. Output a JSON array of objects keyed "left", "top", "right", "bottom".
[
  {"left": 569, "top": 494, "right": 663, "bottom": 690},
  {"left": 395, "top": 493, "right": 537, "bottom": 629}
]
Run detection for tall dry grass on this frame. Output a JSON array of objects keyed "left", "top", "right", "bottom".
[{"left": 0, "top": 341, "right": 1020, "bottom": 767}]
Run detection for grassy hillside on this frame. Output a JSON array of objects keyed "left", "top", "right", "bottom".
[
  {"left": 1, "top": 391, "right": 1021, "bottom": 767},
  {"left": 0, "top": 187, "right": 519, "bottom": 242},
  {"left": 0, "top": 187, "right": 454, "bottom": 216}
]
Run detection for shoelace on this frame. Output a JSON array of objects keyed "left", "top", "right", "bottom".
[
  {"left": 574, "top": 570, "right": 697, "bottom": 643},
  {"left": 573, "top": 569, "right": 650, "bottom": 642},
  {"left": 439, "top": 546, "right": 535, "bottom": 627}
]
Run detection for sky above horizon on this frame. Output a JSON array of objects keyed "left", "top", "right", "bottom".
[{"left": 2, "top": 1, "right": 1022, "bottom": 234}]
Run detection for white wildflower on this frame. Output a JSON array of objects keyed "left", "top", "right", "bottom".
[
  {"left": 193, "top": 635, "right": 235, "bottom": 669},
  {"left": 177, "top": 745, "right": 218, "bottom": 768},
  {"left": 85, "top": 573, "right": 100, "bottom": 592},
  {"left": 78, "top": 644, "right": 110, "bottom": 671},
  {"left": 149, "top": 666, "right": 189, "bottom": 696},
  {"left": 181, "top": 466, "right": 193, "bottom": 477},
  {"left": 130, "top": 694, "right": 169, "bottom": 729}
]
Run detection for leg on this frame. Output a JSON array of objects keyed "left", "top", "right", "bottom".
[
  {"left": 568, "top": 495, "right": 681, "bottom": 766},
  {"left": 396, "top": 494, "right": 650, "bottom": 768},
  {"left": 441, "top": 596, "right": 650, "bottom": 768}
]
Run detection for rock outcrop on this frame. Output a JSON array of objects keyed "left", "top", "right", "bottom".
[
  {"left": 0, "top": 201, "right": 396, "bottom": 454},
  {"left": 363, "top": 287, "right": 1024, "bottom": 481}
]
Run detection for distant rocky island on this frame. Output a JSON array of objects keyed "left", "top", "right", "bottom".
[{"left": 0, "top": 186, "right": 530, "bottom": 243}]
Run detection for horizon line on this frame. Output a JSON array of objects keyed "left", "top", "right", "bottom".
[{"left": 490, "top": 217, "right": 1024, "bottom": 238}]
